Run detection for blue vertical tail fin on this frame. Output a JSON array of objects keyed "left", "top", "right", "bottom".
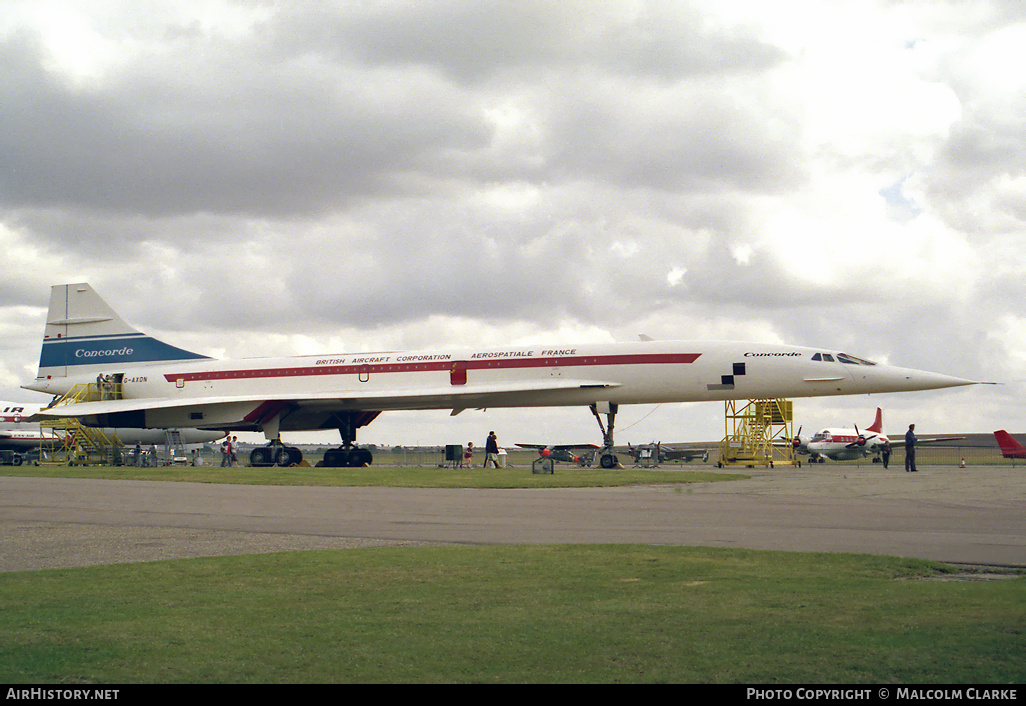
[{"left": 32, "top": 283, "right": 210, "bottom": 384}]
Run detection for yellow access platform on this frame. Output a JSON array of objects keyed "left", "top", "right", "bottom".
[
  {"left": 717, "top": 398, "right": 797, "bottom": 467},
  {"left": 37, "top": 382, "right": 125, "bottom": 466}
]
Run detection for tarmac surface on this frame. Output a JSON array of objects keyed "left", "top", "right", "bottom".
[{"left": 1, "top": 464, "right": 1024, "bottom": 572}]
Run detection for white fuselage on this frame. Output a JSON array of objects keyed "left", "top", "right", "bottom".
[
  {"left": 0, "top": 402, "right": 222, "bottom": 449},
  {"left": 805, "top": 428, "right": 892, "bottom": 462},
  {"left": 26, "top": 340, "right": 974, "bottom": 433}
]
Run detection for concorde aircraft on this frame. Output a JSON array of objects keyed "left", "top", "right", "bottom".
[
  {"left": 792, "top": 407, "right": 963, "bottom": 463},
  {"left": 25, "top": 283, "right": 978, "bottom": 468},
  {"left": 1, "top": 399, "right": 223, "bottom": 464}
]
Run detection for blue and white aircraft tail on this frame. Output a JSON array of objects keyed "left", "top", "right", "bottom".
[{"left": 35, "top": 283, "right": 210, "bottom": 383}]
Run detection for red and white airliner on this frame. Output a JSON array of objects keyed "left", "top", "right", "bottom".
[
  {"left": 793, "top": 407, "right": 963, "bottom": 463},
  {"left": 26, "top": 283, "right": 979, "bottom": 468},
  {"left": 1, "top": 400, "right": 222, "bottom": 465}
]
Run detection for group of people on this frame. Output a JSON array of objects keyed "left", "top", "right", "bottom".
[
  {"left": 95, "top": 373, "right": 117, "bottom": 400},
  {"left": 462, "top": 431, "right": 502, "bottom": 468},
  {"left": 130, "top": 435, "right": 238, "bottom": 467},
  {"left": 131, "top": 442, "right": 158, "bottom": 467},
  {"left": 878, "top": 424, "right": 920, "bottom": 472},
  {"left": 220, "top": 435, "right": 240, "bottom": 467}
]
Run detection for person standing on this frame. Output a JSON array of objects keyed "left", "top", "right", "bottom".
[
  {"left": 463, "top": 442, "right": 474, "bottom": 468},
  {"left": 881, "top": 439, "right": 891, "bottom": 468},
  {"left": 904, "top": 424, "right": 917, "bottom": 473},
  {"left": 485, "top": 431, "right": 500, "bottom": 468},
  {"left": 221, "top": 436, "right": 231, "bottom": 467}
]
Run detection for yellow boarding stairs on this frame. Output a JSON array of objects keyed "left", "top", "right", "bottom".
[
  {"left": 717, "top": 398, "right": 797, "bottom": 468},
  {"left": 38, "top": 382, "right": 125, "bottom": 466}
]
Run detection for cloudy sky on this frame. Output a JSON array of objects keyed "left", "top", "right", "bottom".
[{"left": 1, "top": 0, "right": 1023, "bottom": 448}]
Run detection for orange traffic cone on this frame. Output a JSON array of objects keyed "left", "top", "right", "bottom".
[{"left": 959, "top": 458, "right": 966, "bottom": 468}]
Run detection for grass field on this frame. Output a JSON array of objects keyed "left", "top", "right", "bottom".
[
  {"left": 0, "top": 462, "right": 748, "bottom": 488},
  {"left": 1, "top": 545, "right": 1023, "bottom": 684}
]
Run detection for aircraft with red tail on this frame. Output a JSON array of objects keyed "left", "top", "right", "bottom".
[
  {"left": 792, "top": 408, "right": 964, "bottom": 463},
  {"left": 993, "top": 430, "right": 1026, "bottom": 460}
]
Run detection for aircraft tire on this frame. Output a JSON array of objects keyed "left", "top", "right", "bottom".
[
  {"left": 250, "top": 447, "right": 273, "bottom": 467},
  {"left": 273, "top": 447, "right": 292, "bottom": 467},
  {"left": 600, "top": 453, "right": 617, "bottom": 469},
  {"left": 322, "top": 449, "right": 347, "bottom": 467},
  {"left": 323, "top": 447, "right": 373, "bottom": 467},
  {"left": 350, "top": 448, "right": 373, "bottom": 467}
]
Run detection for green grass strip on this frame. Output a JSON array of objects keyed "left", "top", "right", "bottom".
[
  {"left": 0, "top": 464, "right": 746, "bottom": 488},
  {"left": 1, "top": 546, "right": 1022, "bottom": 683}
]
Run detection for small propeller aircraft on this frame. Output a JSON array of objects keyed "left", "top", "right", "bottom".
[
  {"left": 792, "top": 408, "right": 963, "bottom": 463},
  {"left": 627, "top": 441, "right": 709, "bottom": 466},
  {"left": 515, "top": 443, "right": 600, "bottom": 466}
]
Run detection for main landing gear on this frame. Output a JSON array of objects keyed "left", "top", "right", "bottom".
[
  {"left": 323, "top": 446, "right": 373, "bottom": 468},
  {"left": 248, "top": 411, "right": 380, "bottom": 468},
  {"left": 250, "top": 440, "right": 302, "bottom": 467},
  {"left": 591, "top": 402, "right": 621, "bottom": 469},
  {"left": 322, "top": 411, "right": 380, "bottom": 468}
]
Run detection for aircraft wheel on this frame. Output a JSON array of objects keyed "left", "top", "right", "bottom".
[
  {"left": 600, "top": 453, "right": 617, "bottom": 469},
  {"left": 350, "top": 448, "right": 373, "bottom": 467},
  {"left": 323, "top": 447, "right": 373, "bottom": 467},
  {"left": 250, "top": 447, "right": 273, "bottom": 467},
  {"left": 323, "top": 449, "right": 343, "bottom": 467},
  {"left": 274, "top": 447, "right": 292, "bottom": 467},
  {"left": 323, "top": 449, "right": 351, "bottom": 467},
  {"left": 287, "top": 446, "right": 303, "bottom": 466},
  {"left": 12, "top": 455, "right": 22, "bottom": 466}
]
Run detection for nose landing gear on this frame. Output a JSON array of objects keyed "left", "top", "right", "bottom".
[{"left": 591, "top": 402, "right": 621, "bottom": 469}]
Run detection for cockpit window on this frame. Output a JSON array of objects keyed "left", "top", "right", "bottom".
[
  {"left": 812, "top": 352, "right": 876, "bottom": 365},
  {"left": 837, "top": 353, "right": 876, "bottom": 366}
]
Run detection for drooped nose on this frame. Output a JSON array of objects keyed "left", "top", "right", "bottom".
[{"left": 863, "top": 365, "right": 978, "bottom": 393}]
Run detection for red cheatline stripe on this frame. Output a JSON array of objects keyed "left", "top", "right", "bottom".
[{"left": 165, "top": 352, "right": 701, "bottom": 383}]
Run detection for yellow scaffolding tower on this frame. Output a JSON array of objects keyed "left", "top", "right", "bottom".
[
  {"left": 717, "top": 399, "right": 796, "bottom": 467},
  {"left": 38, "top": 419, "right": 123, "bottom": 466},
  {"left": 37, "top": 382, "right": 125, "bottom": 466}
]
